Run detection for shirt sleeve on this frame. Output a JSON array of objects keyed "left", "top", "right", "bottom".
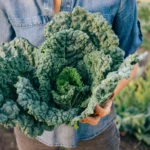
[
  {"left": 0, "top": 2, "right": 16, "bottom": 43},
  {"left": 113, "top": 0, "right": 143, "bottom": 57}
]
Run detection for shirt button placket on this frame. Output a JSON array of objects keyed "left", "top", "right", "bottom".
[
  {"left": 65, "top": 0, "right": 72, "bottom": 11},
  {"left": 43, "top": 0, "right": 54, "bottom": 17},
  {"left": 67, "top": 2, "right": 71, "bottom": 8}
]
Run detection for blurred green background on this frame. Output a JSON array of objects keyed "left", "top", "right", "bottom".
[
  {"left": 138, "top": 2, "right": 150, "bottom": 50},
  {"left": 0, "top": 1, "right": 150, "bottom": 150}
]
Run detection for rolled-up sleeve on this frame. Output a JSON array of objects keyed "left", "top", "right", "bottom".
[
  {"left": 0, "top": 2, "right": 16, "bottom": 43},
  {"left": 113, "top": 0, "right": 143, "bottom": 57}
]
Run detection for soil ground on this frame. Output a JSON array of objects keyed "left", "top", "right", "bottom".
[{"left": 0, "top": 126, "right": 149, "bottom": 150}]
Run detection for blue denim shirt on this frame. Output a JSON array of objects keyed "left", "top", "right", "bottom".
[{"left": 0, "top": 0, "right": 142, "bottom": 148}]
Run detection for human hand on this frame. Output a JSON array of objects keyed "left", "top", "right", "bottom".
[{"left": 80, "top": 93, "right": 115, "bottom": 126}]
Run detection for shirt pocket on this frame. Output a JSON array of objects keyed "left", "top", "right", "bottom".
[
  {"left": 8, "top": 15, "right": 51, "bottom": 27},
  {"left": 8, "top": 15, "right": 52, "bottom": 47}
]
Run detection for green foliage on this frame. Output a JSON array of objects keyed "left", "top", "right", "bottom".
[
  {"left": 51, "top": 67, "right": 90, "bottom": 110},
  {"left": 0, "top": 7, "right": 138, "bottom": 138},
  {"left": 55, "top": 67, "right": 84, "bottom": 94},
  {"left": 138, "top": 3, "right": 150, "bottom": 50},
  {"left": 115, "top": 64, "right": 150, "bottom": 145}
]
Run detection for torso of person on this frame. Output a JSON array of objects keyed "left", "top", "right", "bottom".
[
  {"left": 0, "top": 0, "right": 142, "bottom": 148},
  {"left": 3, "top": 0, "right": 118, "bottom": 47}
]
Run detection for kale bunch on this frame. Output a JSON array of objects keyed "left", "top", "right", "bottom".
[{"left": 0, "top": 7, "right": 138, "bottom": 137}]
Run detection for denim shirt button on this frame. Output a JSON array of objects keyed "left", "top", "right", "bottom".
[{"left": 66, "top": 3, "right": 71, "bottom": 8}]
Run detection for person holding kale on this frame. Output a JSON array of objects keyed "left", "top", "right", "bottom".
[{"left": 0, "top": 0, "right": 142, "bottom": 150}]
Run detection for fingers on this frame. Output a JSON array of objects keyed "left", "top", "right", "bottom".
[
  {"left": 80, "top": 116, "right": 101, "bottom": 126},
  {"left": 95, "top": 99, "right": 112, "bottom": 117},
  {"left": 95, "top": 105, "right": 110, "bottom": 117},
  {"left": 103, "top": 98, "right": 113, "bottom": 108},
  {"left": 110, "top": 92, "right": 115, "bottom": 100},
  {"left": 80, "top": 93, "right": 115, "bottom": 126}
]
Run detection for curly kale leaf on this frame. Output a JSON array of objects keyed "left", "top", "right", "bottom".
[
  {"left": 0, "top": 6, "right": 139, "bottom": 137},
  {"left": 51, "top": 67, "right": 90, "bottom": 109},
  {"left": 0, "top": 38, "right": 35, "bottom": 99},
  {"left": 44, "top": 7, "right": 124, "bottom": 71},
  {"left": 15, "top": 76, "right": 81, "bottom": 126},
  {"left": 37, "top": 29, "right": 96, "bottom": 103},
  {"left": 71, "top": 54, "right": 138, "bottom": 125}
]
